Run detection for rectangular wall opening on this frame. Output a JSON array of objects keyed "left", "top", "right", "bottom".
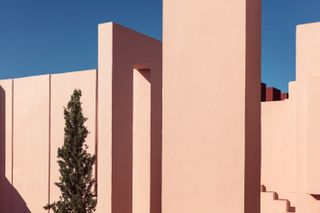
[{"left": 132, "top": 68, "right": 151, "bottom": 213}]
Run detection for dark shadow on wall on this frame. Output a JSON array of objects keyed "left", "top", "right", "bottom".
[
  {"left": 0, "top": 86, "right": 31, "bottom": 213},
  {"left": 143, "top": 67, "right": 162, "bottom": 213},
  {"left": 111, "top": 64, "right": 134, "bottom": 213},
  {"left": 134, "top": 68, "right": 162, "bottom": 213},
  {"left": 111, "top": 65, "right": 162, "bottom": 213}
]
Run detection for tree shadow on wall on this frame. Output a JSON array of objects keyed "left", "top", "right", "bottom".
[{"left": 0, "top": 86, "right": 31, "bottom": 213}]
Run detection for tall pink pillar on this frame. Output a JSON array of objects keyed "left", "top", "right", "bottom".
[{"left": 163, "top": 0, "right": 261, "bottom": 212}]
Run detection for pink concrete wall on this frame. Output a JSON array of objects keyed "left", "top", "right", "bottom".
[
  {"left": 98, "top": 22, "right": 162, "bottom": 213},
  {"left": 289, "top": 80, "right": 320, "bottom": 213},
  {"left": 97, "top": 22, "right": 113, "bottom": 213},
  {"left": 306, "top": 77, "right": 320, "bottom": 194},
  {"left": 13, "top": 76, "right": 50, "bottom": 212},
  {"left": 296, "top": 22, "right": 320, "bottom": 81},
  {"left": 296, "top": 23, "right": 320, "bottom": 212},
  {"left": 261, "top": 83, "right": 297, "bottom": 209},
  {"left": 50, "top": 70, "right": 97, "bottom": 208},
  {"left": 293, "top": 81, "right": 320, "bottom": 213},
  {"left": 163, "top": 0, "right": 261, "bottom": 212},
  {"left": 261, "top": 22, "right": 320, "bottom": 213},
  {"left": 0, "top": 70, "right": 97, "bottom": 213}
]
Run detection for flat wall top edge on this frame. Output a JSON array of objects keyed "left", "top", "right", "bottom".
[{"left": 0, "top": 68, "right": 97, "bottom": 82}]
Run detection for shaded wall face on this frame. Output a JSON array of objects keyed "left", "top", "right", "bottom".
[
  {"left": 0, "top": 80, "right": 15, "bottom": 213},
  {"left": 132, "top": 68, "right": 151, "bottom": 213},
  {"left": 261, "top": 83, "right": 266, "bottom": 101},
  {"left": 163, "top": 0, "right": 261, "bottom": 212},
  {"left": 266, "top": 87, "right": 281, "bottom": 101}
]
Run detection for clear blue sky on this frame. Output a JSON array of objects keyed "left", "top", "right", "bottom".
[{"left": 0, "top": 0, "right": 320, "bottom": 92}]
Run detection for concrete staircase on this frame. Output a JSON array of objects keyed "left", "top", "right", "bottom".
[{"left": 261, "top": 185, "right": 295, "bottom": 213}]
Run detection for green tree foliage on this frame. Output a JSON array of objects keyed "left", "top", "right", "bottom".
[{"left": 44, "top": 89, "right": 97, "bottom": 213}]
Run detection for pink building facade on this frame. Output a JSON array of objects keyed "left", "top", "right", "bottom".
[
  {"left": 261, "top": 22, "right": 320, "bottom": 213},
  {"left": 0, "top": 1, "right": 320, "bottom": 213}
]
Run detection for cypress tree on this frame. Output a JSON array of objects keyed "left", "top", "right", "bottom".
[{"left": 44, "top": 89, "right": 97, "bottom": 213}]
